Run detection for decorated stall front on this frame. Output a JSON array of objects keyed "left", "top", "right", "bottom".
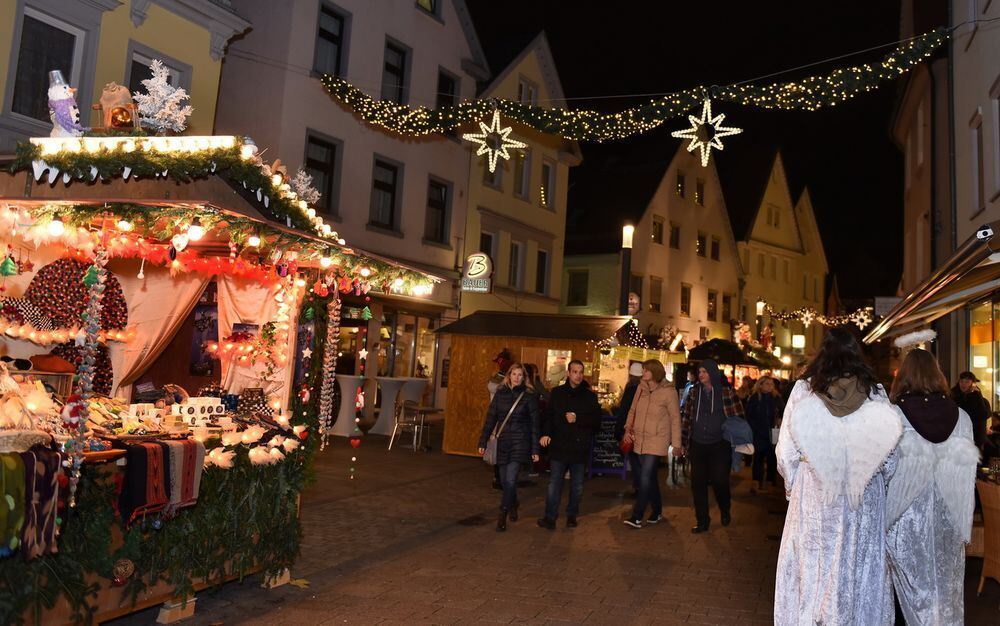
[
  {"left": 437, "top": 311, "right": 635, "bottom": 456},
  {"left": 0, "top": 69, "right": 436, "bottom": 624}
]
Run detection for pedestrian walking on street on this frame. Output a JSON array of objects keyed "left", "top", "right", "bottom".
[
  {"left": 537, "top": 360, "right": 601, "bottom": 529},
  {"left": 774, "top": 328, "right": 902, "bottom": 626},
  {"left": 614, "top": 362, "right": 644, "bottom": 494},
  {"left": 951, "top": 370, "right": 991, "bottom": 452},
  {"left": 745, "top": 376, "right": 783, "bottom": 494},
  {"left": 478, "top": 363, "right": 540, "bottom": 532},
  {"left": 887, "top": 349, "right": 979, "bottom": 625},
  {"left": 622, "top": 359, "right": 681, "bottom": 529},
  {"left": 680, "top": 359, "right": 743, "bottom": 533}
]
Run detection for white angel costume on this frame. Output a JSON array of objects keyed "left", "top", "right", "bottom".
[
  {"left": 886, "top": 400, "right": 979, "bottom": 626},
  {"left": 774, "top": 379, "right": 903, "bottom": 626}
]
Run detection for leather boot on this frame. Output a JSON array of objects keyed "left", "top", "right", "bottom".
[
  {"left": 496, "top": 510, "right": 507, "bottom": 532},
  {"left": 509, "top": 501, "right": 519, "bottom": 522}
]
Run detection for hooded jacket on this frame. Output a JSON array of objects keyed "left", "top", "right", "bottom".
[
  {"left": 680, "top": 360, "right": 744, "bottom": 449},
  {"left": 624, "top": 379, "right": 681, "bottom": 456}
]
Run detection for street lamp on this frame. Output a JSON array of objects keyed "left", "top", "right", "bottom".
[
  {"left": 755, "top": 299, "right": 766, "bottom": 342},
  {"left": 619, "top": 224, "right": 635, "bottom": 316},
  {"left": 792, "top": 334, "right": 806, "bottom": 350}
]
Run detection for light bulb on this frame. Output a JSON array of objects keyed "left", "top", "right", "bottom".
[
  {"left": 117, "top": 219, "right": 133, "bottom": 232},
  {"left": 320, "top": 256, "right": 333, "bottom": 269},
  {"left": 393, "top": 277, "right": 404, "bottom": 288},
  {"left": 47, "top": 218, "right": 65, "bottom": 237},
  {"left": 171, "top": 233, "right": 189, "bottom": 252},
  {"left": 359, "top": 267, "right": 371, "bottom": 278},
  {"left": 247, "top": 235, "right": 261, "bottom": 248},
  {"left": 187, "top": 219, "right": 205, "bottom": 241},
  {"left": 271, "top": 173, "right": 282, "bottom": 187}
]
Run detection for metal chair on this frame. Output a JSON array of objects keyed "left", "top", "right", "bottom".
[{"left": 388, "top": 400, "right": 424, "bottom": 451}]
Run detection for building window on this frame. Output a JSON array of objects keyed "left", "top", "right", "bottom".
[
  {"left": 629, "top": 274, "right": 643, "bottom": 301},
  {"left": 567, "top": 270, "right": 589, "bottom": 306},
  {"left": 695, "top": 179, "right": 705, "bottom": 206},
  {"left": 370, "top": 159, "right": 399, "bottom": 230},
  {"left": 540, "top": 159, "right": 555, "bottom": 208},
  {"left": 710, "top": 237, "right": 720, "bottom": 261},
  {"left": 517, "top": 78, "right": 537, "bottom": 105},
  {"left": 415, "top": 0, "right": 438, "bottom": 16},
  {"left": 813, "top": 277, "right": 819, "bottom": 302},
  {"left": 483, "top": 158, "right": 501, "bottom": 188},
  {"left": 766, "top": 207, "right": 772, "bottom": 226},
  {"left": 382, "top": 40, "right": 407, "bottom": 103},
  {"left": 770, "top": 255, "right": 777, "bottom": 279},
  {"left": 803, "top": 274, "right": 808, "bottom": 299},
  {"left": 509, "top": 241, "right": 524, "bottom": 289},
  {"left": 707, "top": 290, "right": 718, "bottom": 322},
  {"left": 783, "top": 259, "right": 790, "bottom": 283},
  {"left": 676, "top": 171, "right": 686, "bottom": 198},
  {"left": 774, "top": 207, "right": 780, "bottom": 227},
  {"left": 479, "top": 231, "right": 495, "bottom": 257},
  {"left": 722, "top": 294, "right": 732, "bottom": 322},
  {"left": 669, "top": 222, "right": 680, "bottom": 249},
  {"left": 128, "top": 50, "right": 183, "bottom": 96},
  {"left": 973, "top": 114, "right": 986, "bottom": 215},
  {"left": 436, "top": 69, "right": 458, "bottom": 109},
  {"left": 696, "top": 232, "right": 706, "bottom": 257},
  {"left": 314, "top": 5, "right": 346, "bottom": 77},
  {"left": 513, "top": 149, "right": 530, "bottom": 199},
  {"left": 651, "top": 216, "right": 664, "bottom": 245},
  {"left": 680, "top": 284, "right": 691, "bottom": 317},
  {"left": 535, "top": 249, "right": 549, "bottom": 295},
  {"left": 649, "top": 277, "right": 662, "bottom": 313},
  {"left": 424, "top": 178, "right": 450, "bottom": 244},
  {"left": 758, "top": 253, "right": 765, "bottom": 277},
  {"left": 304, "top": 133, "right": 340, "bottom": 215},
  {"left": 11, "top": 9, "right": 83, "bottom": 122}
]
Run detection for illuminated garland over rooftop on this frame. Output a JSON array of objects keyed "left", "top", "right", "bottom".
[
  {"left": 759, "top": 300, "right": 874, "bottom": 330},
  {"left": 319, "top": 28, "right": 948, "bottom": 142}
]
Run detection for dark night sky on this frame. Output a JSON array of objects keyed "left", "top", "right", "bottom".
[{"left": 466, "top": 1, "right": 914, "bottom": 298}]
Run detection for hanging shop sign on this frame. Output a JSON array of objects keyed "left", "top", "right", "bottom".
[{"left": 461, "top": 252, "right": 493, "bottom": 293}]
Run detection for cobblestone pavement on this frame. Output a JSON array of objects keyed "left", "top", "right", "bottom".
[{"left": 110, "top": 428, "right": 1000, "bottom": 625}]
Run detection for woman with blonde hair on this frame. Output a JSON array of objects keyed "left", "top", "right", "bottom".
[
  {"left": 622, "top": 359, "right": 681, "bottom": 528},
  {"left": 745, "top": 376, "right": 783, "bottom": 493},
  {"left": 887, "top": 348, "right": 979, "bottom": 625},
  {"left": 478, "top": 362, "right": 540, "bottom": 532}
]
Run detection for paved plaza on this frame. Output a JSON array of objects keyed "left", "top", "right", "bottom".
[{"left": 110, "top": 428, "right": 1000, "bottom": 625}]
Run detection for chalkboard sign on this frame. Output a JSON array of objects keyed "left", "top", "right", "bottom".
[{"left": 588, "top": 415, "right": 628, "bottom": 479}]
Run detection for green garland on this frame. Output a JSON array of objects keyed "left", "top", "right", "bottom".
[
  {"left": 0, "top": 297, "right": 329, "bottom": 625},
  {"left": 320, "top": 27, "right": 948, "bottom": 142}
]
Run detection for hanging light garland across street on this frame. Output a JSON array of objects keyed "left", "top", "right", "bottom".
[{"left": 758, "top": 300, "right": 874, "bottom": 330}]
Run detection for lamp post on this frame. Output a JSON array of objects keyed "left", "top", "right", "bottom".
[{"left": 619, "top": 224, "right": 634, "bottom": 316}]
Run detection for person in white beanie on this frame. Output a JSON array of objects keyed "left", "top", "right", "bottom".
[{"left": 615, "top": 361, "right": 646, "bottom": 494}]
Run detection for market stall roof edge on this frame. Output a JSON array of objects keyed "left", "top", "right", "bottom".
[{"left": 437, "top": 310, "right": 632, "bottom": 341}]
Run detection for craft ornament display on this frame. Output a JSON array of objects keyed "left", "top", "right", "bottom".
[{"left": 317, "top": 294, "right": 341, "bottom": 451}]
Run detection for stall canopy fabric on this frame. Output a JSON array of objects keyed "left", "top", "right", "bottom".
[
  {"left": 688, "top": 338, "right": 760, "bottom": 366},
  {"left": 437, "top": 311, "right": 632, "bottom": 341},
  {"left": 865, "top": 220, "right": 1000, "bottom": 344}
]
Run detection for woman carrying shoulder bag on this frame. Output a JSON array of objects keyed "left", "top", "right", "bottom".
[
  {"left": 886, "top": 348, "right": 979, "bottom": 625},
  {"left": 478, "top": 363, "right": 540, "bottom": 532}
]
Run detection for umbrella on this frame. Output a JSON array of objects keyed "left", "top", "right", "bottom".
[{"left": 688, "top": 338, "right": 759, "bottom": 366}]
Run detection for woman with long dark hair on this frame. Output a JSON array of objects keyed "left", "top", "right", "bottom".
[
  {"left": 478, "top": 363, "right": 540, "bottom": 532},
  {"left": 774, "top": 328, "right": 902, "bottom": 625},
  {"left": 887, "top": 348, "right": 978, "bottom": 625}
]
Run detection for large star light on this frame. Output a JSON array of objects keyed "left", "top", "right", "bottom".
[
  {"left": 671, "top": 98, "right": 743, "bottom": 167},
  {"left": 462, "top": 110, "right": 527, "bottom": 173}
]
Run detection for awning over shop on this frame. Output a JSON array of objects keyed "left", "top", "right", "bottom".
[
  {"left": 688, "top": 338, "right": 761, "bottom": 366},
  {"left": 437, "top": 310, "right": 631, "bottom": 341},
  {"left": 865, "top": 221, "right": 1000, "bottom": 343}
]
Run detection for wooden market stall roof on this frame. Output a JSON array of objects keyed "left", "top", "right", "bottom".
[{"left": 437, "top": 310, "right": 632, "bottom": 341}]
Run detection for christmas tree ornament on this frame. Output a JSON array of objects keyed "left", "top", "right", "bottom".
[
  {"left": 47, "top": 70, "right": 87, "bottom": 138},
  {"left": 317, "top": 295, "right": 341, "bottom": 450},
  {"left": 671, "top": 98, "right": 742, "bottom": 167},
  {"left": 170, "top": 233, "right": 189, "bottom": 252},
  {"left": 462, "top": 110, "right": 527, "bottom": 173},
  {"left": 290, "top": 169, "right": 321, "bottom": 206},
  {"left": 0, "top": 256, "right": 17, "bottom": 277},
  {"left": 133, "top": 59, "right": 193, "bottom": 133}
]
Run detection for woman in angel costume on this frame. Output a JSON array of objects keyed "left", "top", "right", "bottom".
[
  {"left": 774, "top": 328, "right": 902, "bottom": 625},
  {"left": 887, "top": 347, "right": 979, "bottom": 625}
]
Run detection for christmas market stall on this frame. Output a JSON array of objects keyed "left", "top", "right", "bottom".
[
  {"left": 0, "top": 70, "right": 437, "bottom": 624},
  {"left": 437, "top": 311, "right": 649, "bottom": 456}
]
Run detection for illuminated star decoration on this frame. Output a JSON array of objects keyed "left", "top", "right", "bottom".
[
  {"left": 670, "top": 98, "right": 743, "bottom": 167},
  {"left": 302, "top": 347, "right": 312, "bottom": 359},
  {"left": 462, "top": 110, "right": 527, "bottom": 173},
  {"left": 358, "top": 348, "right": 368, "bottom": 361}
]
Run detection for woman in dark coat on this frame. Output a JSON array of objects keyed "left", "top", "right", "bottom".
[
  {"left": 478, "top": 363, "right": 540, "bottom": 531},
  {"left": 745, "top": 376, "right": 783, "bottom": 493}
]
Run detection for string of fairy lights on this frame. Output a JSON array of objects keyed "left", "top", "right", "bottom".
[
  {"left": 758, "top": 300, "right": 874, "bottom": 330},
  {"left": 319, "top": 27, "right": 948, "bottom": 142}
]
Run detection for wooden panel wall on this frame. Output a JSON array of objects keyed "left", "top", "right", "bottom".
[{"left": 443, "top": 335, "right": 596, "bottom": 456}]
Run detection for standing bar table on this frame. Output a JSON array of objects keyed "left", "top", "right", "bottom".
[
  {"left": 369, "top": 377, "right": 407, "bottom": 436},
  {"left": 332, "top": 374, "right": 364, "bottom": 437}
]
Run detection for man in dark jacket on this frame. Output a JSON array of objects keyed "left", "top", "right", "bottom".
[
  {"left": 952, "top": 371, "right": 991, "bottom": 451},
  {"left": 538, "top": 360, "right": 601, "bottom": 529}
]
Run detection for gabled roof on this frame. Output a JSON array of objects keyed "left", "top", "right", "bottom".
[
  {"left": 479, "top": 31, "right": 566, "bottom": 107},
  {"left": 452, "top": 1, "right": 491, "bottom": 80}
]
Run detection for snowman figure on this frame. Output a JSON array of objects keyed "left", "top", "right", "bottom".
[{"left": 47, "top": 70, "right": 87, "bottom": 138}]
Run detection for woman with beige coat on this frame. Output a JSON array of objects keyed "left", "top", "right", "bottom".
[{"left": 622, "top": 359, "right": 682, "bottom": 528}]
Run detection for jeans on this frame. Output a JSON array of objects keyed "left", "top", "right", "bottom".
[
  {"left": 689, "top": 439, "right": 732, "bottom": 526},
  {"left": 544, "top": 459, "right": 585, "bottom": 520},
  {"left": 751, "top": 439, "right": 777, "bottom": 484},
  {"left": 631, "top": 453, "right": 662, "bottom": 520},
  {"left": 498, "top": 461, "right": 521, "bottom": 511},
  {"left": 628, "top": 452, "right": 641, "bottom": 491}
]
